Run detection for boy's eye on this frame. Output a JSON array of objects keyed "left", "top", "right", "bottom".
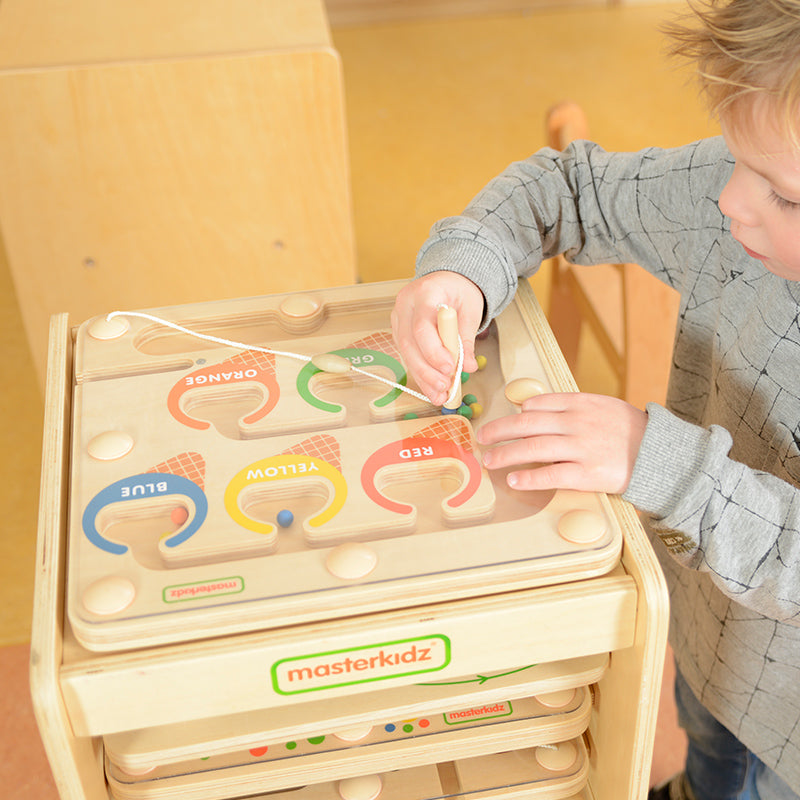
[{"left": 769, "top": 190, "right": 800, "bottom": 211}]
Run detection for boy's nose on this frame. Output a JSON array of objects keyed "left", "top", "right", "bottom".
[{"left": 718, "top": 164, "right": 759, "bottom": 228}]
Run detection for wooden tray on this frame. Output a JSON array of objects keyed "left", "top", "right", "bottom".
[{"left": 66, "top": 281, "right": 623, "bottom": 651}]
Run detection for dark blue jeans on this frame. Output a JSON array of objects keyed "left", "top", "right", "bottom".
[{"left": 674, "top": 667, "right": 798, "bottom": 800}]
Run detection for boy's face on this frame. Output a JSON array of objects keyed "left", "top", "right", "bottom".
[{"left": 719, "top": 102, "right": 800, "bottom": 281}]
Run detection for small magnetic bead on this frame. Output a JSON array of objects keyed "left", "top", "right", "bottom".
[
  {"left": 170, "top": 507, "right": 189, "bottom": 527},
  {"left": 476, "top": 355, "right": 488, "bottom": 370},
  {"left": 460, "top": 371, "right": 469, "bottom": 383},
  {"left": 441, "top": 406, "right": 458, "bottom": 415},
  {"left": 277, "top": 509, "right": 294, "bottom": 528},
  {"left": 469, "top": 402, "right": 483, "bottom": 418},
  {"left": 463, "top": 393, "right": 478, "bottom": 405},
  {"left": 457, "top": 404, "right": 473, "bottom": 419}
]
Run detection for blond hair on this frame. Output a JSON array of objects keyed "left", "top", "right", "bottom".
[{"left": 663, "top": 0, "right": 800, "bottom": 145}]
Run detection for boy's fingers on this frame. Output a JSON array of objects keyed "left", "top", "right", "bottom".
[
  {"left": 507, "top": 462, "right": 585, "bottom": 492},
  {"left": 481, "top": 433, "right": 567, "bottom": 469},
  {"left": 477, "top": 409, "right": 564, "bottom": 446}
]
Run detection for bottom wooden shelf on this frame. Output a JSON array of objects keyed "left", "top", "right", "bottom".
[
  {"left": 105, "top": 686, "right": 594, "bottom": 799},
  {"left": 108, "top": 736, "right": 590, "bottom": 800}
]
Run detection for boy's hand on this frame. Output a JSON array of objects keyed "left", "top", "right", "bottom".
[
  {"left": 392, "top": 273, "right": 484, "bottom": 405},
  {"left": 477, "top": 392, "right": 647, "bottom": 495}
]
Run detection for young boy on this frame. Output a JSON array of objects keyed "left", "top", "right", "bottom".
[{"left": 391, "top": 1, "right": 800, "bottom": 798}]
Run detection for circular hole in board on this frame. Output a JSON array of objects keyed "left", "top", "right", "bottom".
[
  {"left": 535, "top": 688, "right": 577, "bottom": 709},
  {"left": 338, "top": 774, "right": 383, "bottom": 800},
  {"left": 279, "top": 295, "right": 322, "bottom": 319},
  {"left": 87, "top": 431, "right": 134, "bottom": 461},
  {"left": 504, "top": 377, "right": 547, "bottom": 404},
  {"left": 326, "top": 543, "right": 378, "bottom": 580},
  {"left": 278, "top": 295, "right": 325, "bottom": 333},
  {"left": 534, "top": 741, "right": 578, "bottom": 772},
  {"left": 82, "top": 576, "right": 137, "bottom": 616},
  {"left": 334, "top": 725, "right": 374, "bottom": 743},
  {"left": 116, "top": 763, "right": 156, "bottom": 777},
  {"left": 88, "top": 315, "right": 130, "bottom": 340},
  {"left": 557, "top": 509, "right": 607, "bottom": 544}
]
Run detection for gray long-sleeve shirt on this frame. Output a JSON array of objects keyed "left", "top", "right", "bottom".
[{"left": 415, "top": 136, "right": 800, "bottom": 787}]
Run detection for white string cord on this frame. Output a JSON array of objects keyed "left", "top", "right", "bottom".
[
  {"left": 105, "top": 310, "right": 464, "bottom": 408},
  {"left": 444, "top": 335, "right": 465, "bottom": 408}
]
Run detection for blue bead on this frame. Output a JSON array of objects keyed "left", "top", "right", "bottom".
[{"left": 277, "top": 509, "right": 294, "bottom": 528}]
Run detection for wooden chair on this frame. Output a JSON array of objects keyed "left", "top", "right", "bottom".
[{"left": 545, "top": 101, "right": 679, "bottom": 409}]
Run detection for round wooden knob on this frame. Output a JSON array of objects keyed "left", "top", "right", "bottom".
[{"left": 504, "top": 377, "right": 546, "bottom": 404}]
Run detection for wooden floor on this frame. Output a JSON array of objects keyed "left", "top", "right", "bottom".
[{"left": 0, "top": 1, "right": 715, "bottom": 795}]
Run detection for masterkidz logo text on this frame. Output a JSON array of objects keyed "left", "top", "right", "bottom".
[
  {"left": 272, "top": 636, "right": 450, "bottom": 695},
  {"left": 445, "top": 702, "right": 513, "bottom": 725},
  {"left": 163, "top": 577, "right": 244, "bottom": 603}
]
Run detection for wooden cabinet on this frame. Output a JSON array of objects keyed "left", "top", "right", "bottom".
[
  {"left": 0, "top": 0, "right": 355, "bottom": 386},
  {"left": 31, "top": 279, "right": 667, "bottom": 800}
]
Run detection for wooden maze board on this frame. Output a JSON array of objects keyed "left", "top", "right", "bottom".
[
  {"left": 105, "top": 686, "right": 594, "bottom": 799},
  {"left": 107, "top": 739, "right": 591, "bottom": 800},
  {"left": 66, "top": 280, "right": 624, "bottom": 652}
]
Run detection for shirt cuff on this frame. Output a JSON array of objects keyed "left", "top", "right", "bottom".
[
  {"left": 623, "top": 402, "right": 714, "bottom": 518},
  {"left": 416, "top": 225, "right": 519, "bottom": 325}
]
